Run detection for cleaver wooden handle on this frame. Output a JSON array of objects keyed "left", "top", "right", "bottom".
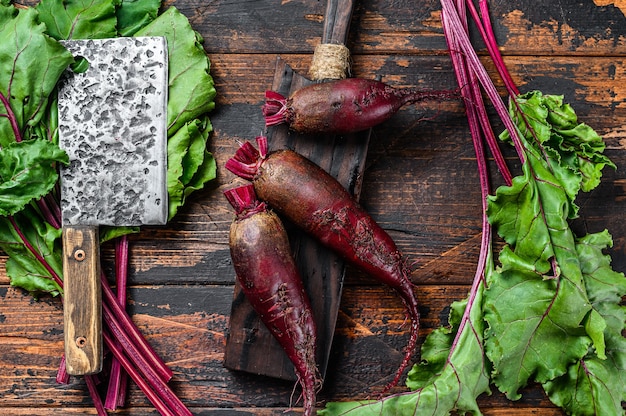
[{"left": 62, "top": 225, "right": 103, "bottom": 375}]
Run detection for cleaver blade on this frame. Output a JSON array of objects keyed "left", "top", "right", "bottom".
[{"left": 57, "top": 37, "right": 168, "bottom": 375}]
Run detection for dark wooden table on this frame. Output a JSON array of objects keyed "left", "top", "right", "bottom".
[{"left": 2, "top": 0, "right": 625, "bottom": 414}]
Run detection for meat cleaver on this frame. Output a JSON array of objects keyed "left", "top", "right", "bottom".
[{"left": 57, "top": 37, "right": 169, "bottom": 375}]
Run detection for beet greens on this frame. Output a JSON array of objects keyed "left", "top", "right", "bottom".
[
  {"left": 320, "top": 1, "right": 625, "bottom": 415},
  {"left": 0, "top": 1, "right": 216, "bottom": 414}
]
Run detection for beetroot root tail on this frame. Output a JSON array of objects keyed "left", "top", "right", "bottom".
[{"left": 380, "top": 279, "right": 421, "bottom": 396}]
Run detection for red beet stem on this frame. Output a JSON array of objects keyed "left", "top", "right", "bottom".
[
  {"left": 56, "top": 356, "right": 70, "bottom": 384},
  {"left": 105, "top": 235, "right": 130, "bottom": 410},
  {"left": 224, "top": 141, "right": 264, "bottom": 180},
  {"left": 103, "top": 331, "right": 177, "bottom": 416},
  {"left": 100, "top": 274, "right": 173, "bottom": 383},
  {"left": 256, "top": 135, "right": 269, "bottom": 156},
  {"left": 85, "top": 375, "right": 107, "bottom": 416},
  {"left": 224, "top": 137, "right": 270, "bottom": 180},
  {"left": 223, "top": 183, "right": 266, "bottom": 217},
  {"left": 263, "top": 90, "right": 288, "bottom": 126},
  {"left": 236, "top": 139, "right": 263, "bottom": 163},
  {"left": 102, "top": 301, "right": 192, "bottom": 416}
]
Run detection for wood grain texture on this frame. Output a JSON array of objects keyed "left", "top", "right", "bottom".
[
  {"left": 3, "top": 0, "right": 626, "bottom": 414},
  {"left": 61, "top": 226, "right": 103, "bottom": 376}
]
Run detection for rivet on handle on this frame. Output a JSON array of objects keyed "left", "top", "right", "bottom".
[
  {"left": 75, "top": 336, "right": 87, "bottom": 348},
  {"left": 74, "top": 249, "right": 86, "bottom": 261}
]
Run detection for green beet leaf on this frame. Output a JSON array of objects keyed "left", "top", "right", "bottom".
[
  {"left": 542, "top": 231, "right": 626, "bottom": 415},
  {"left": 7, "top": 255, "right": 62, "bottom": 297},
  {"left": 0, "top": 205, "right": 63, "bottom": 297},
  {"left": 576, "top": 231, "right": 626, "bottom": 335},
  {"left": 35, "top": 0, "right": 118, "bottom": 40},
  {"left": 135, "top": 6, "right": 217, "bottom": 136},
  {"left": 545, "top": 354, "right": 625, "bottom": 416},
  {"left": 500, "top": 91, "right": 615, "bottom": 219},
  {"left": 136, "top": 7, "right": 217, "bottom": 218},
  {"left": 181, "top": 117, "right": 213, "bottom": 185},
  {"left": 0, "top": 0, "right": 216, "bottom": 300},
  {"left": 0, "top": 139, "right": 68, "bottom": 217},
  {"left": 117, "top": 0, "right": 160, "bottom": 36},
  {"left": 484, "top": 92, "right": 615, "bottom": 399},
  {"left": 179, "top": 123, "right": 216, "bottom": 199},
  {"left": 167, "top": 117, "right": 216, "bottom": 219},
  {"left": 318, "top": 90, "right": 619, "bottom": 415},
  {"left": 167, "top": 120, "right": 192, "bottom": 218},
  {"left": 0, "top": 4, "right": 73, "bottom": 147},
  {"left": 483, "top": 246, "right": 592, "bottom": 399}
]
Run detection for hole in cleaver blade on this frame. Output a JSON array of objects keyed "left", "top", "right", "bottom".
[{"left": 57, "top": 37, "right": 169, "bottom": 227}]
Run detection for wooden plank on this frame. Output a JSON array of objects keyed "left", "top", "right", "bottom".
[
  {"left": 0, "top": 406, "right": 567, "bottom": 416},
  {"left": 0, "top": 283, "right": 570, "bottom": 413},
  {"left": 18, "top": 0, "right": 625, "bottom": 59},
  {"left": 169, "top": 0, "right": 626, "bottom": 56},
  {"left": 0, "top": 284, "right": 563, "bottom": 409}
]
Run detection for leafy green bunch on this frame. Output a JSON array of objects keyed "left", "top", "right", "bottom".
[
  {"left": 0, "top": 0, "right": 216, "bottom": 296},
  {"left": 485, "top": 91, "right": 625, "bottom": 414},
  {"left": 319, "top": 1, "right": 625, "bottom": 415}
]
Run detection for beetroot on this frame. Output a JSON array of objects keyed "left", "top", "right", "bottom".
[
  {"left": 263, "top": 77, "right": 458, "bottom": 134},
  {"left": 225, "top": 136, "right": 420, "bottom": 393},
  {"left": 224, "top": 184, "right": 320, "bottom": 416}
]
